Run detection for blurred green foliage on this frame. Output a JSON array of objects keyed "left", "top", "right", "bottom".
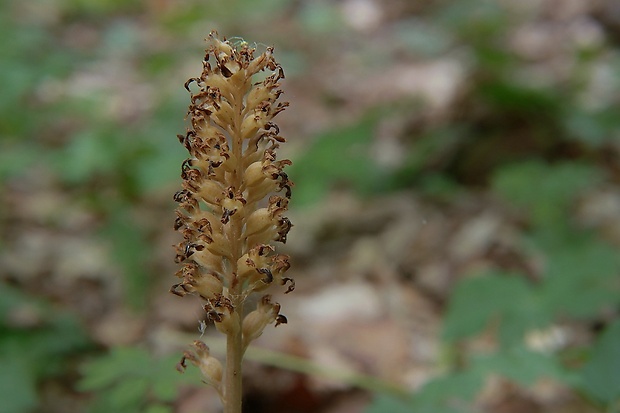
[
  {"left": 580, "top": 320, "right": 620, "bottom": 405},
  {"left": 291, "top": 0, "right": 619, "bottom": 203},
  {"left": 290, "top": 112, "right": 389, "bottom": 205},
  {"left": 492, "top": 161, "right": 601, "bottom": 230},
  {"left": 360, "top": 0, "right": 620, "bottom": 411},
  {"left": 0, "top": 286, "right": 90, "bottom": 413},
  {"left": 78, "top": 347, "right": 202, "bottom": 413},
  {"left": 1, "top": 0, "right": 619, "bottom": 411},
  {"left": 367, "top": 166, "right": 619, "bottom": 412}
]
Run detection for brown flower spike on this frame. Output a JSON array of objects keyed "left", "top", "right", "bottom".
[{"left": 172, "top": 32, "right": 293, "bottom": 412}]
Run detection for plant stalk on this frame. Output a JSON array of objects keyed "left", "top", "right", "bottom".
[
  {"left": 223, "top": 81, "right": 248, "bottom": 413},
  {"left": 224, "top": 322, "right": 243, "bottom": 413}
]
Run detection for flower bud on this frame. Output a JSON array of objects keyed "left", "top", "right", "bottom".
[
  {"left": 243, "top": 161, "right": 267, "bottom": 188},
  {"left": 214, "top": 306, "right": 240, "bottom": 336},
  {"left": 237, "top": 245, "right": 274, "bottom": 281},
  {"left": 240, "top": 114, "right": 264, "bottom": 140},
  {"left": 221, "top": 197, "right": 244, "bottom": 224},
  {"left": 191, "top": 340, "right": 223, "bottom": 384},
  {"left": 196, "top": 180, "right": 224, "bottom": 206},
  {"left": 246, "top": 47, "right": 273, "bottom": 76},
  {"left": 242, "top": 295, "right": 281, "bottom": 348},
  {"left": 205, "top": 231, "right": 232, "bottom": 259},
  {"left": 194, "top": 272, "right": 223, "bottom": 299},
  {"left": 241, "top": 309, "right": 270, "bottom": 346},
  {"left": 244, "top": 208, "right": 273, "bottom": 238},
  {"left": 246, "top": 88, "right": 273, "bottom": 113},
  {"left": 191, "top": 247, "right": 224, "bottom": 274}
]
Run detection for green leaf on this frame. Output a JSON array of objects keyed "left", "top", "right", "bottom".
[
  {"left": 491, "top": 161, "right": 600, "bottom": 229},
  {"left": 389, "top": 126, "right": 464, "bottom": 191},
  {"left": 365, "top": 394, "right": 412, "bottom": 413},
  {"left": 107, "top": 377, "right": 150, "bottom": 410},
  {"left": 0, "top": 357, "right": 38, "bottom": 413},
  {"left": 443, "top": 272, "right": 544, "bottom": 345},
  {"left": 0, "top": 141, "right": 42, "bottom": 182},
  {"left": 436, "top": 0, "right": 507, "bottom": 39},
  {"left": 0, "top": 284, "right": 27, "bottom": 321},
  {"left": 79, "top": 347, "right": 151, "bottom": 391},
  {"left": 393, "top": 19, "right": 454, "bottom": 57},
  {"left": 100, "top": 208, "right": 150, "bottom": 309},
  {"left": 80, "top": 346, "right": 202, "bottom": 413},
  {"left": 563, "top": 107, "right": 620, "bottom": 147},
  {"left": 473, "top": 347, "right": 572, "bottom": 386},
  {"left": 0, "top": 287, "right": 88, "bottom": 413},
  {"left": 55, "top": 129, "right": 119, "bottom": 184},
  {"left": 289, "top": 114, "right": 386, "bottom": 205},
  {"left": 134, "top": 98, "right": 186, "bottom": 194},
  {"left": 414, "top": 369, "right": 484, "bottom": 411},
  {"left": 541, "top": 240, "right": 620, "bottom": 319},
  {"left": 478, "top": 82, "right": 559, "bottom": 113},
  {"left": 298, "top": 1, "right": 344, "bottom": 33},
  {"left": 150, "top": 353, "right": 195, "bottom": 402},
  {"left": 61, "top": 0, "right": 142, "bottom": 15},
  {"left": 580, "top": 320, "right": 620, "bottom": 404},
  {"left": 145, "top": 405, "right": 173, "bottom": 413}
]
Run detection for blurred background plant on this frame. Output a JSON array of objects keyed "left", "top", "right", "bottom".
[{"left": 1, "top": 0, "right": 619, "bottom": 412}]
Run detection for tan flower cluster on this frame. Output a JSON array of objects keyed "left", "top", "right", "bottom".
[{"left": 171, "top": 32, "right": 293, "bottom": 405}]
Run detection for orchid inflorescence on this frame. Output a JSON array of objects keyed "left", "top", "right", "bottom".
[{"left": 171, "top": 31, "right": 293, "bottom": 412}]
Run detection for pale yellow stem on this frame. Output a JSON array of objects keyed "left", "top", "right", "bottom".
[{"left": 224, "top": 76, "right": 249, "bottom": 413}]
